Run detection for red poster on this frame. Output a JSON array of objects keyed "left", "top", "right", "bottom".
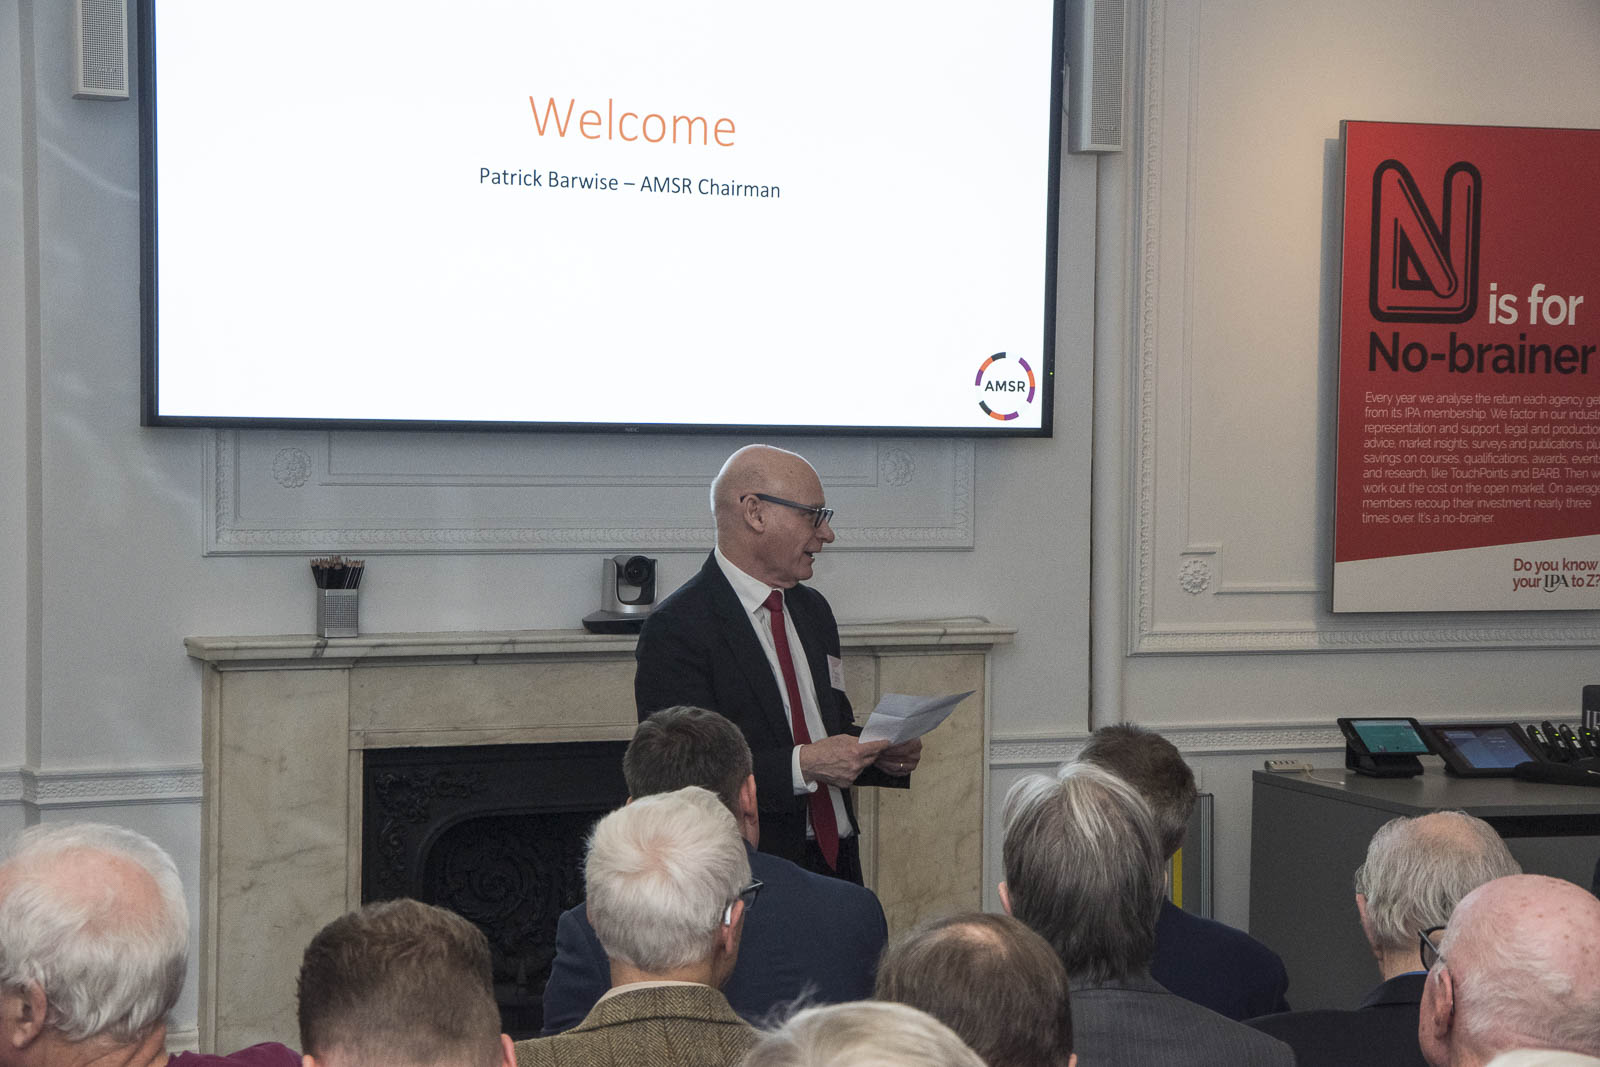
[{"left": 1334, "top": 121, "right": 1600, "bottom": 612}]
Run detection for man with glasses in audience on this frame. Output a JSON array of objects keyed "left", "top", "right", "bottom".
[
  {"left": 1418, "top": 874, "right": 1600, "bottom": 1067},
  {"left": 635, "top": 444, "right": 922, "bottom": 882},
  {"left": 542, "top": 706, "right": 888, "bottom": 1033},
  {"left": 1248, "top": 811, "right": 1521, "bottom": 1066},
  {"left": 515, "top": 787, "right": 759, "bottom": 1067}
]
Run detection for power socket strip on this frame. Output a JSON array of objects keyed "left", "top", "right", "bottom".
[{"left": 1263, "top": 759, "right": 1313, "bottom": 773}]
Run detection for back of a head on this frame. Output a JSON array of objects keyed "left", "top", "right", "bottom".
[
  {"left": 1076, "top": 724, "right": 1197, "bottom": 859},
  {"left": 1353, "top": 810, "right": 1521, "bottom": 954},
  {"left": 0, "top": 822, "right": 188, "bottom": 1044},
  {"left": 624, "top": 706, "right": 753, "bottom": 814},
  {"left": 1486, "top": 1053, "right": 1600, "bottom": 1067},
  {"left": 585, "top": 785, "right": 750, "bottom": 973},
  {"left": 296, "top": 898, "right": 502, "bottom": 1067},
  {"left": 1442, "top": 875, "right": 1600, "bottom": 1059},
  {"left": 875, "top": 912, "right": 1072, "bottom": 1067},
  {"left": 1002, "top": 761, "right": 1165, "bottom": 983},
  {"left": 742, "top": 1002, "right": 987, "bottom": 1067}
]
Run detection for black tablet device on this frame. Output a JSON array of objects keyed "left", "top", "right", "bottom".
[
  {"left": 1337, "top": 717, "right": 1432, "bottom": 756},
  {"left": 1425, "top": 723, "right": 1544, "bottom": 778}
]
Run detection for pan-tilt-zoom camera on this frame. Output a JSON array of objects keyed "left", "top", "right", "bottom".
[{"left": 582, "top": 554, "right": 658, "bottom": 633}]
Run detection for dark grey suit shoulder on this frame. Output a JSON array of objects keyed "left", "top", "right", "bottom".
[
  {"left": 1071, "top": 973, "right": 1295, "bottom": 1067},
  {"left": 1247, "top": 971, "right": 1427, "bottom": 1067}
]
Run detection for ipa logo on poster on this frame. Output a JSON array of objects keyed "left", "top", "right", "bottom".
[{"left": 1368, "top": 159, "right": 1482, "bottom": 324}]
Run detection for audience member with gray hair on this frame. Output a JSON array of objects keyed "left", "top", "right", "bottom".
[
  {"left": 514, "top": 786, "right": 758, "bottom": 1067},
  {"left": 1419, "top": 874, "right": 1600, "bottom": 1067},
  {"left": 1079, "top": 723, "right": 1289, "bottom": 1019},
  {"left": 1249, "top": 810, "right": 1522, "bottom": 1067},
  {"left": 0, "top": 821, "right": 299, "bottom": 1067},
  {"left": 542, "top": 706, "right": 887, "bottom": 1033},
  {"left": 874, "top": 912, "right": 1075, "bottom": 1067},
  {"left": 739, "top": 1001, "right": 986, "bottom": 1067},
  {"left": 1001, "top": 761, "right": 1292, "bottom": 1066}
]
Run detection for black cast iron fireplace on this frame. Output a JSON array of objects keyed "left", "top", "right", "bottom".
[{"left": 361, "top": 741, "right": 629, "bottom": 1038}]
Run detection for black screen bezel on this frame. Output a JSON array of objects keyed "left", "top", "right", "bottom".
[
  {"left": 1424, "top": 722, "right": 1543, "bottom": 778},
  {"left": 136, "top": 0, "right": 1066, "bottom": 437},
  {"left": 1337, "top": 716, "right": 1433, "bottom": 757}
]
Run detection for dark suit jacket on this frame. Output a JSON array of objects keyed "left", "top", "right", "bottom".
[
  {"left": 634, "top": 553, "right": 903, "bottom": 864},
  {"left": 1070, "top": 972, "right": 1295, "bottom": 1067},
  {"left": 541, "top": 842, "right": 888, "bottom": 1034},
  {"left": 516, "top": 984, "right": 756, "bottom": 1067},
  {"left": 1151, "top": 899, "right": 1291, "bottom": 1020},
  {"left": 1246, "top": 971, "right": 1428, "bottom": 1067}
]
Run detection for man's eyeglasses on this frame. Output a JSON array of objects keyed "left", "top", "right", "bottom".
[
  {"left": 723, "top": 878, "right": 764, "bottom": 926},
  {"left": 745, "top": 493, "right": 834, "bottom": 529},
  {"left": 1419, "top": 925, "right": 1447, "bottom": 972}
]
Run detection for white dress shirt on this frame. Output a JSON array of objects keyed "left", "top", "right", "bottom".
[{"left": 713, "top": 547, "right": 853, "bottom": 839}]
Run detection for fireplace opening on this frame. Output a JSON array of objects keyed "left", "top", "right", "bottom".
[{"left": 362, "top": 741, "right": 628, "bottom": 1038}]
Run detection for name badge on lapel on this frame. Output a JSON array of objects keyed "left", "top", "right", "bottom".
[{"left": 827, "top": 654, "right": 846, "bottom": 691}]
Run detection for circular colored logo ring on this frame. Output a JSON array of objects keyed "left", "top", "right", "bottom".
[{"left": 974, "top": 353, "right": 1036, "bottom": 421}]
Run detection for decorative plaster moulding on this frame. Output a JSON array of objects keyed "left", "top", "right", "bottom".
[
  {"left": 1124, "top": 0, "right": 1600, "bottom": 656},
  {"left": 0, "top": 766, "right": 203, "bottom": 808},
  {"left": 206, "top": 432, "right": 975, "bottom": 555}
]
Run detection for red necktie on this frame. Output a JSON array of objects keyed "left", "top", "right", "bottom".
[{"left": 763, "top": 590, "right": 840, "bottom": 870}]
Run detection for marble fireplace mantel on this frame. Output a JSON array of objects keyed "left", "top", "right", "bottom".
[{"left": 187, "top": 620, "right": 1012, "bottom": 1052}]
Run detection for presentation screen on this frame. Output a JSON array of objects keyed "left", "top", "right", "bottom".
[{"left": 140, "top": 1, "right": 1064, "bottom": 435}]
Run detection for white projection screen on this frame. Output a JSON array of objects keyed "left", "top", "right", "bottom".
[{"left": 140, "top": 1, "right": 1065, "bottom": 435}]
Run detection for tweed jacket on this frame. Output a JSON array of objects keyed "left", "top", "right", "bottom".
[{"left": 515, "top": 984, "right": 756, "bottom": 1067}]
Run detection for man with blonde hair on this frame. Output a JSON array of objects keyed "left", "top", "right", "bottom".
[
  {"left": 0, "top": 822, "right": 298, "bottom": 1067},
  {"left": 514, "top": 787, "right": 758, "bottom": 1067}
]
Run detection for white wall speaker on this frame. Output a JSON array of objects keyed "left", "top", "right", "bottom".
[
  {"left": 73, "top": 0, "right": 129, "bottom": 101},
  {"left": 1067, "top": 0, "right": 1126, "bottom": 153}
]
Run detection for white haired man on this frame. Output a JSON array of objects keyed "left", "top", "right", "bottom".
[
  {"left": 1419, "top": 874, "right": 1600, "bottom": 1066},
  {"left": 513, "top": 786, "right": 758, "bottom": 1067},
  {"left": 0, "top": 822, "right": 299, "bottom": 1067},
  {"left": 1000, "top": 762, "right": 1292, "bottom": 1067},
  {"left": 1248, "top": 811, "right": 1521, "bottom": 1066},
  {"left": 742, "top": 1002, "right": 986, "bottom": 1067}
]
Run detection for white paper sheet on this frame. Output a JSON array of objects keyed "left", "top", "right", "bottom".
[{"left": 859, "top": 691, "right": 975, "bottom": 746}]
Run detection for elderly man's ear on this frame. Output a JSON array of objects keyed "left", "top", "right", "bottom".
[
  {"left": 1354, "top": 893, "right": 1382, "bottom": 959},
  {"left": 737, "top": 775, "right": 760, "bottom": 847},
  {"left": 1418, "top": 960, "right": 1456, "bottom": 1063},
  {"left": 1, "top": 983, "right": 47, "bottom": 1053}
]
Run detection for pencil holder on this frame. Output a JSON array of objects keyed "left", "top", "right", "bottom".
[{"left": 317, "top": 588, "right": 359, "bottom": 638}]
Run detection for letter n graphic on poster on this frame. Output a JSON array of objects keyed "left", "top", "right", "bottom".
[{"left": 1368, "top": 159, "right": 1482, "bottom": 323}]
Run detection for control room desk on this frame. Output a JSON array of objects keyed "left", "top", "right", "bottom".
[{"left": 1249, "top": 767, "right": 1600, "bottom": 1011}]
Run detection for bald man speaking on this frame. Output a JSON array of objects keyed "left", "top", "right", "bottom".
[{"left": 634, "top": 445, "right": 921, "bottom": 883}]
